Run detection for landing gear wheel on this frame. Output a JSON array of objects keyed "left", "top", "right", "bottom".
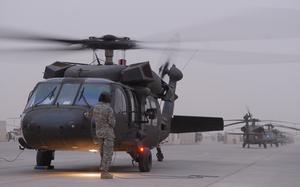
[
  {"left": 263, "top": 144, "right": 267, "bottom": 149},
  {"left": 36, "top": 150, "right": 54, "bottom": 169},
  {"left": 138, "top": 148, "right": 152, "bottom": 172}
]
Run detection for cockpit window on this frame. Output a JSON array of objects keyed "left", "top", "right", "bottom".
[
  {"left": 75, "top": 84, "right": 111, "bottom": 106},
  {"left": 26, "top": 83, "right": 60, "bottom": 108},
  {"left": 25, "top": 82, "right": 111, "bottom": 109},
  {"left": 56, "top": 83, "right": 80, "bottom": 105}
]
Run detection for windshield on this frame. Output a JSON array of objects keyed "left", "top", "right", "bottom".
[
  {"left": 75, "top": 83, "right": 111, "bottom": 106},
  {"left": 26, "top": 83, "right": 60, "bottom": 108},
  {"left": 25, "top": 82, "right": 111, "bottom": 109},
  {"left": 56, "top": 83, "right": 81, "bottom": 105}
]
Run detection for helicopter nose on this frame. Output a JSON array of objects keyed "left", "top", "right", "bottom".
[{"left": 21, "top": 107, "right": 93, "bottom": 150}]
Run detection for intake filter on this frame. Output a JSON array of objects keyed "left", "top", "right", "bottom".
[
  {"left": 43, "top": 61, "right": 75, "bottom": 79},
  {"left": 121, "top": 61, "right": 154, "bottom": 84}
]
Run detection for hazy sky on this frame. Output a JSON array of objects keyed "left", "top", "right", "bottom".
[{"left": 0, "top": 0, "right": 300, "bottom": 129}]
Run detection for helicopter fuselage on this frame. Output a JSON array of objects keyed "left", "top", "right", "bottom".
[
  {"left": 18, "top": 61, "right": 223, "bottom": 172},
  {"left": 21, "top": 77, "right": 165, "bottom": 152}
]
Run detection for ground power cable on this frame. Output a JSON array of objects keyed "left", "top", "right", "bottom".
[{"left": 0, "top": 149, "right": 24, "bottom": 162}]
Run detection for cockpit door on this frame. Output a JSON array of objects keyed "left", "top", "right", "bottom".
[
  {"left": 113, "top": 87, "right": 129, "bottom": 142},
  {"left": 142, "top": 96, "right": 160, "bottom": 147}
]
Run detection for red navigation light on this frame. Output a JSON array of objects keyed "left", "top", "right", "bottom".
[{"left": 139, "top": 146, "right": 144, "bottom": 153}]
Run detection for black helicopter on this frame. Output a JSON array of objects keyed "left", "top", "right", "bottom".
[
  {"left": 225, "top": 111, "right": 299, "bottom": 148},
  {"left": 0, "top": 32, "right": 223, "bottom": 172},
  {"left": 264, "top": 123, "right": 298, "bottom": 145}
]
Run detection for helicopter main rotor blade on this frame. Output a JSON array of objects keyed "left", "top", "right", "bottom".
[
  {"left": 271, "top": 123, "right": 300, "bottom": 131},
  {"left": 261, "top": 120, "right": 300, "bottom": 126},
  {"left": 192, "top": 49, "right": 300, "bottom": 65},
  {"left": 226, "top": 132, "right": 244, "bottom": 135},
  {"left": 224, "top": 119, "right": 244, "bottom": 122},
  {"left": 224, "top": 121, "right": 245, "bottom": 127},
  {"left": 145, "top": 48, "right": 300, "bottom": 66},
  {"left": 142, "top": 7, "right": 300, "bottom": 43},
  {"left": 0, "top": 27, "right": 83, "bottom": 45},
  {"left": 0, "top": 28, "right": 138, "bottom": 50},
  {"left": 0, "top": 46, "right": 86, "bottom": 53},
  {"left": 2, "top": 7, "right": 300, "bottom": 51},
  {"left": 2, "top": 8, "right": 300, "bottom": 64}
]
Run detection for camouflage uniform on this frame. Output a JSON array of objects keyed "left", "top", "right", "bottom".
[{"left": 93, "top": 102, "right": 116, "bottom": 172}]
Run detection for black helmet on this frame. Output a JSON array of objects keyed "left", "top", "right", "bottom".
[{"left": 98, "top": 92, "right": 111, "bottom": 103}]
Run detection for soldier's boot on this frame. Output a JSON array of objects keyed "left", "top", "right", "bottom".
[
  {"left": 101, "top": 171, "right": 113, "bottom": 179},
  {"left": 156, "top": 146, "right": 164, "bottom": 162}
]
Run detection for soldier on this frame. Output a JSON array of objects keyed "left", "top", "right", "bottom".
[{"left": 93, "top": 92, "right": 116, "bottom": 179}]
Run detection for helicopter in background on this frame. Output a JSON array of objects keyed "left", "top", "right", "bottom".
[
  {"left": 0, "top": 32, "right": 223, "bottom": 172},
  {"left": 225, "top": 112, "right": 267, "bottom": 148},
  {"left": 225, "top": 111, "right": 299, "bottom": 148},
  {"left": 264, "top": 123, "right": 297, "bottom": 145},
  {"left": 263, "top": 124, "right": 281, "bottom": 147}
]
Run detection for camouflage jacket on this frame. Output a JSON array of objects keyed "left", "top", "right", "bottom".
[{"left": 93, "top": 102, "right": 116, "bottom": 139}]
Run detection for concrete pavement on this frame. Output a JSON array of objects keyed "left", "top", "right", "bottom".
[{"left": 0, "top": 140, "right": 299, "bottom": 187}]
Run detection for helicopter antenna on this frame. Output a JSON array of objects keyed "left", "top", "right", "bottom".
[
  {"left": 92, "top": 49, "right": 101, "bottom": 65},
  {"left": 89, "top": 51, "right": 105, "bottom": 65},
  {"left": 94, "top": 51, "right": 101, "bottom": 65}
]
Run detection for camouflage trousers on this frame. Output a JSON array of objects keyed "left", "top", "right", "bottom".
[{"left": 98, "top": 138, "right": 114, "bottom": 172}]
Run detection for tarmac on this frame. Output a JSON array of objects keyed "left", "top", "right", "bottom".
[{"left": 0, "top": 140, "right": 300, "bottom": 187}]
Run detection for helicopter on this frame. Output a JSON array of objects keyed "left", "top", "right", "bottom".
[
  {"left": 0, "top": 32, "right": 224, "bottom": 172},
  {"left": 224, "top": 111, "right": 300, "bottom": 148},
  {"left": 2, "top": 7, "right": 300, "bottom": 172},
  {"left": 263, "top": 123, "right": 283, "bottom": 147},
  {"left": 264, "top": 123, "right": 298, "bottom": 145}
]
